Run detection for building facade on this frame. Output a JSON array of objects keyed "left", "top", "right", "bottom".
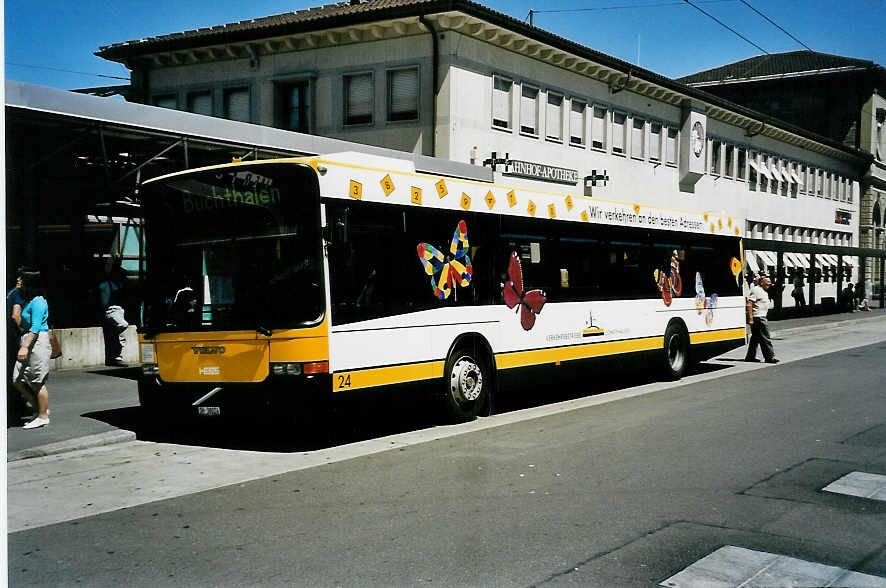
[
  {"left": 96, "top": 0, "right": 872, "bottom": 304},
  {"left": 679, "top": 51, "right": 886, "bottom": 298}
]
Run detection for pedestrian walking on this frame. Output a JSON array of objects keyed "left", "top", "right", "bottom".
[
  {"left": 791, "top": 268, "right": 806, "bottom": 309},
  {"left": 99, "top": 259, "right": 129, "bottom": 367},
  {"left": 745, "top": 271, "right": 779, "bottom": 364},
  {"left": 7, "top": 268, "right": 29, "bottom": 425},
  {"left": 12, "top": 269, "right": 52, "bottom": 429}
]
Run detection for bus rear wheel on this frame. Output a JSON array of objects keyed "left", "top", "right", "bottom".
[
  {"left": 663, "top": 322, "right": 689, "bottom": 380},
  {"left": 442, "top": 345, "right": 491, "bottom": 423}
]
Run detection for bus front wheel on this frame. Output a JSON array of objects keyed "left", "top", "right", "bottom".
[
  {"left": 663, "top": 322, "right": 689, "bottom": 380},
  {"left": 442, "top": 345, "right": 492, "bottom": 423}
]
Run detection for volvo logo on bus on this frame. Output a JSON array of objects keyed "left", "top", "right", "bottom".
[{"left": 191, "top": 346, "right": 226, "bottom": 355}]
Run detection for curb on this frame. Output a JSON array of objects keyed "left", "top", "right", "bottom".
[
  {"left": 772, "top": 314, "right": 886, "bottom": 338},
  {"left": 7, "top": 429, "right": 137, "bottom": 463}
]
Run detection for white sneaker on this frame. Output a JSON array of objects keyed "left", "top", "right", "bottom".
[{"left": 23, "top": 416, "right": 50, "bottom": 429}]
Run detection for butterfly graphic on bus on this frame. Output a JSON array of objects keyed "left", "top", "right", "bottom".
[
  {"left": 503, "top": 252, "right": 546, "bottom": 331},
  {"left": 416, "top": 220, "right": 473, "bottom": 300},
  {"left": 694, "top": 272, "right": 718, "bottom": 325},
  {"left": 653, "top": 250, "right": 683, "bottom": 306}
]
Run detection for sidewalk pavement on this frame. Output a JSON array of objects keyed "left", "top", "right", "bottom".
[{"left": 6, "top": 309, "right": 886, "bottom": 461}]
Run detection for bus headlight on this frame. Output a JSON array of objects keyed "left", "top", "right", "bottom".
[{"left": 142, "top": 364, "right": 159, "bottom": 376}]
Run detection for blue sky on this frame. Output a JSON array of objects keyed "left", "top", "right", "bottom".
[{"left": 5, "top": 0, "right": 884, "bottom": 91}]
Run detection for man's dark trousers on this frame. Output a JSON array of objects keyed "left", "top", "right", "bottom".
[{"left": 745, "top": 318, "right": 775, "bottom": 362}]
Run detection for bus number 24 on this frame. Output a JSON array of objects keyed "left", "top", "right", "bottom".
[{"left": 336, "top": 373, "right": 352, "bottom": 390}]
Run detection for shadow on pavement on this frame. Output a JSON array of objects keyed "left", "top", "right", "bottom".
[
  {"left": 86, "top": 367, "right": 141, "bottom": 381},
  {"left": 82, "top": 360, "right": 733, "bottom": 454}
]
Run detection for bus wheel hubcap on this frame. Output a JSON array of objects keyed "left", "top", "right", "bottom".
[
  {"left": 451, "top": 358, "right": 482, "bottom": 403},
  {"left": 669, "top": 334, "right": 684, "bottom": 370}
]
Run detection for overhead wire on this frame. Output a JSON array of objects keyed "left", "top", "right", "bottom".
[
  {"left": 5, "top": 62, "right": 130, "bottom": 81},
  {"left": 681, "top": 0, "right": 769, "bottom": 54},
  {"left": 737, "top": 0, "right": 813, "bottom": 51}
]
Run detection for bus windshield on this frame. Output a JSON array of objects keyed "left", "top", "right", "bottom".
[{"left": 141, "top": 162, "right": 323, "bottom": 333}]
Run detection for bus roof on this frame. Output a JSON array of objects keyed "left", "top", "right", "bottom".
[{"left": 141, "top": 152, "right": 744, "bottom": 239}]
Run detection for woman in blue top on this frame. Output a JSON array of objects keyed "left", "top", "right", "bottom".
[{"left": 13, "top": 270, "right": 52, "bottom": 429}]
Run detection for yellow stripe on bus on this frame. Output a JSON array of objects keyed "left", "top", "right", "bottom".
[
  {"left": 495, "top": 336, "right": 664, "bottom": 370},
  {"left": 689, "top": 328, "right": 747, "bottom": 344},
  {"left": 333, "top": 360, "right": 446, "bottom": 392},
  {"left": 331, "top": 329, "right": 746, "bottom": 392}
]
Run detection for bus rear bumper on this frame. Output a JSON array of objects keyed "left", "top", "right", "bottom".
[{"left": 137, "top": 373, "right": 331, "bottom": 419}]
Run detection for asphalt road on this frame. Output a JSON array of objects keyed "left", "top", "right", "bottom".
[{"left": 8, "top": 334, "right": 886, "bottom": 586}]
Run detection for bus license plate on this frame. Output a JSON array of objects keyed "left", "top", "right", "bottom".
[{"left": 197, "top": 406, "right": 221, "bottom": 417}]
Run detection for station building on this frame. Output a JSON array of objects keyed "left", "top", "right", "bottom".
[{"left": 94, "top": 0, "right": 877, "bottom": 308}]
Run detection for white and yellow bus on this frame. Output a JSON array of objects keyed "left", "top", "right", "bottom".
[{"left": 138, "top": 152, "right": 747, "bottom": 424}]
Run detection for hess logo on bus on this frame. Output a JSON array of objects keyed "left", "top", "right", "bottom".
[{"left": 191, "top": 346, "right": 226, "bottom": 355}]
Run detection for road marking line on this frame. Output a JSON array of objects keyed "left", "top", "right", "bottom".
[
  {"left": 660, "top": 545, "right": 886, "bottom": 587},
  {"left": 823, "top": 471, "right": 886, "bottom": 501}
]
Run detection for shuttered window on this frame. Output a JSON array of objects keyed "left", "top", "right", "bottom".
[
  {"left": 546, "top": 92, "right": 563, "bottom": 141},
  {"left": 388, "top": 68, "right": 418, "bottom": 121},
  {"left": 345, "top": 73, "right": 373, "bottom": 125},
  {"left": 187, "top": 91, "right": 212, "bottom": 116},
  {"left": 666, "top": 127, "right": 678, "bottom": 165},
  {"left": 152, "top": 95, "right": 177, "bottom": 110},
  {"left": 492, "top": 75, "right": 512, "bottom": 129},
  {"left": 592, "top": 106, "right": 607, "bottom": 150},
  {"left": 570, "top": 100, "right": 586, "bottom": 146},
  {"left": 649, "top": 122, "right": 662, "bottom": 161},
  {"left": 224, "top": 88, "right": 250, "bottom": 123},
  {"left": 521, "top": 86, "right": 539, "bottom": 135},
  {"left": 612, "top": 111, "right": 626, "bottom": 154},
  {"left": 631, "top": 117, "right": 645, "bottom": 159}
]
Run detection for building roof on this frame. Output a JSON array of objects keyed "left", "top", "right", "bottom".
[
  {"left": 92, "top": 0, "right": 872, "bottom": 163},
  {"left": 678, "top": 50, "right": 881, "bottom": 86},
  {"left": 97, "top": 0, "right": 470, "bottom": 59}
]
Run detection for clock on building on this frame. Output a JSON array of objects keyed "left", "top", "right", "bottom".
[{"left": 691, "top": 121, "right": 705, "bottom": 158}]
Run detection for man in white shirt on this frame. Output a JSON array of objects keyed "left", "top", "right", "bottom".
[{"left": 745, "top": 271, "right": 779, "bottom": 364}]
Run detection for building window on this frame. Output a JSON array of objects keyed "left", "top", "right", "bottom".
[
  {"left": 631, "top": 117, "right": 645, "bottom": 159},
  {"left": 223, "top": 87, "right": 250, "bottom": 123},
  {"left": 570, "top": 99, "right": 586, "bottom": 146},
  {"left": 592, "top": 106, "right": 607, "bottom": 150},
  {"left": 769, "top": 157, "right": 780, "bottom": 195},
  {"left": 152, "top": 94, "right": 177, "bottom": 110},
  {"left": 520, "top": 85, "right": 539, "bottom": 136},
  {"left": 388, "top": 67, "right": 419, "bottom": 121},
  {"left": 666, "top": 127, "right": 678, "bottom": 165},
  {"left": 780, "top": 162, "right": 789, "bottom": 197},
  {"left": 546, "top": 92, "right": 563, "bottom": 142},
  {"left": 344, "top": 73, "right": 373, "bottom": 125},
  {"left": 724, "top": 144, "right": 734, "bottom": 178},
  {"left": 737, "top": 148, "right": 747, "bottom": 180},
  {"left": 710, "top": 140, "right": 721, "bottom": 175},
  {"left": 187, "top": 91, "right": 212, "bottom": 116},
  {"left": 748, "top": 152, "right": 758, "bottom": 191},
  {"left": 612, "top": 111, "right": 627, "bottom": 155},
  {"left": 277, "top": 81, "right": 310, "bottom": 132},
  {"left": 649, "top": 122, "right": 662, "bottom": 161},
  {"left": 759, "top": 154, "right": 769, "bottom": 193},
  {"left": 492, "top": 75, "right": 513, "bottom": 130}
]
